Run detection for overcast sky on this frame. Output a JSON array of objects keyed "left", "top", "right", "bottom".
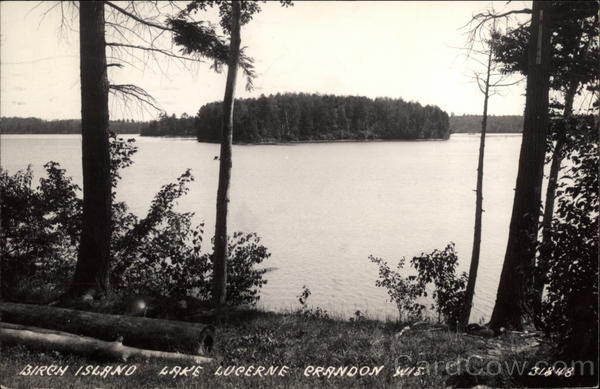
[{"left": 1, "top": 1, "right": 531, "bottom": 121}]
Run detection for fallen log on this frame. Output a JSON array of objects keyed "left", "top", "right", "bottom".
[
  {"left": 0, "top": 302, "right": 214, "bottom": 355},
  {"left": 0, "top": 322, "right": 213, "bottom": 364}
]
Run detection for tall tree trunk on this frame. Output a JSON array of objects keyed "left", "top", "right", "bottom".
[
  {"left": 542, "top": 86, "right": 575, "bottom": 235},
  {"left": 69, "top": 1, "right": 111, "bottom": 298},
  {"left": 460, "top": 42, "right": 493, "bottom": 329},
  {"left": 489, "top": 1, "right": 552, "bottom": 331},
  {"left": 533, "top": 83, "right": 576, "bottom": 321},
  {"left": 213, "top": 1, "right": 241, "bottom": 306}
]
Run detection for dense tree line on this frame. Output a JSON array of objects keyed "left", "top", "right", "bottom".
[
  {"left": 449, "top": 114, "right": 523, "bottom": 133},
  {"left": 139, "top": 113, "right": 196, "bottom": 136},
  {"left": 193, "top": 93, "right": 450, "bottom": 142},
  {"left": 0, "top": 117, "right": 145, "bottom": 134}
]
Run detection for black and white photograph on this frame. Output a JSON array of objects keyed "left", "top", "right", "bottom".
[{"left": 0, "top": 1, "right": 598, "bottom": 388}]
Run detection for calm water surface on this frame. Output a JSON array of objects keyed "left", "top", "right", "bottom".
[{"left": 1, "top": 134, "right": 522, "bottom": 321}]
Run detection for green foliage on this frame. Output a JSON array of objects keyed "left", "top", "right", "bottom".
[
  {"left": 110, "top": 169, "right": 209, "bottom": 298},
  {"left": 492, "top": 1, "right": 598, "bottom": 151},
  {"left": 449, "top": 114, "right": 523, "bottom": 133},
  {"left": 297, "top": 285, "right": 311, "bottom": 306},
  {"left": 194, "top": 93, "right": 450, "bottom": 142},
  {"left": 0, "top": 135, "right": 270, "bottom": 306},
  {"left": 370, "top": 243, "right": 468, "bottom": 326},
  {"left": 167, "top": 16, "right": 257, "bottom": 89},
  {"left": 296, "top": 285, "right": 329, "bottom": 320},
  {"left": 538, "top": 115, "right": 598, "bottom": 360},
  {"left": 349, "top": 310, "right": 368, "bottom": 323},
  {"left": 167, "top": 0, "right": 291, "bottom": 92},
  {"left": 411, "top": 244, "right": 469, "bottom": 326},
  {"left": 0, "top": 163, "right": 81, "bottom": 299},
  {"left": 221, "top": 232, "right": 270, "bottom": 306},
  {"left": 109, "top": 134, "right": 138, "bottom": 191},
  {"left": 0, "top": 117, "right": 145, "bottom": 134},
  {"left": 493, "top": 2, "right": 599, "bottom": 93},
  {"left": 369, "top": 255, "right": 425, "bottom": 321},
  {"left": 140, "top": 94, "right": 451, "bottom": 140},
  {"left": 0, "top": 311, "right": 552, "bottom": 389},
  {"left": 139, "top": 112, "right": 196, "bottom": 137},
  {"left": 182, "top": 0, "right": 292, "bottom": 32}
]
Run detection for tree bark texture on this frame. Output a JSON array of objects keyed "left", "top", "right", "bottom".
[
  {"left": 213, "top": 1, "right": 241, "bottom": 306},
  {"left": 533, "top": 83, "right": 576, "bottom": 321},
  {"left": 489, "top": 1, "right": 552, "bottom": 331},
  {"left": 0, "top": 322, "right": 213, "bottom": 364},
  {"left": 461, "top": 42, "right": 493, "bottom": 329},
  {"left": 0, "top": 303, "right": 215, "bottom": 355},
  {"left": 541, "top": 85, "right": 576, "bottom": 238},
  {"left": 69, "top": 1, "right": 112, "bottom": 297}
]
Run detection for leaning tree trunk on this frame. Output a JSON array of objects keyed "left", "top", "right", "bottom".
[
  {"left": 541, "top": 85, "right": 575, "bottom": 237},
  {"left": 68, "top": 1, "right": 112, "bottom": 298},
  {"left": 533, "top": 83, "right": 576, "bottom": 322},
  {"left": 213, "top": 1, "right": 241, "bottom": 306},
  {"left": 460, "top": 42, "right": 493, "bottom": 329},
  {"left": 489, "top": 0, "right": 552, "bottom": 332}
]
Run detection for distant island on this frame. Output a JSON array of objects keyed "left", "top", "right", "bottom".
[
  {"left": 1, "top": 106, "right": 523, "bottom": 138},
  {"left": 449, "top": 114, "right": 523, "bottom": 133},
  {"left": 141, "top": 93, "right": 451, "bottom": 142},
  {"left": 0, "top": 117, "right": 146, "bottom": 134}
]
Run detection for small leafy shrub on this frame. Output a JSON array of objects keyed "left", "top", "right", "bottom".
[
  {"left": 0, "top": 134, "right": 270, "bottom": 306},
  {"left": 111, "top": 169, "right": 210, "bottom": 298},
  {"left": 411, "top": 243, "right": 468, "bottom": 326},
  {"left": 369, "top": 255, "right": 425, "bottom": 321},
  {"left": 296, "top": 285, "right": 329, "bottom": 320},
  {"left": 220, "top": 232, "right": 270, "bottom": 306},
  {"left": 349, "top": 310, "right": 367, "bottom": 323},
  {"left": 370, "top": 243, "right": 467, "bottom": 326},
  {"left": 297, "top": 285, "right": 311, "bottom": 306}
]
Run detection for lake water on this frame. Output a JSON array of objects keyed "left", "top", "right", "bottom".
[{"left": 0, "top": 133, "right": 522, "bottom": 322}]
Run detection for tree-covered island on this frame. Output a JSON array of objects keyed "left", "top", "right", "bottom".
[{"left": 139, "top": 93, "right": 451, "bottom": 141}]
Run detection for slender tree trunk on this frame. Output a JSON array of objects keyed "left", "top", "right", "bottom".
[
  {"left": 542, "top": 87, "right": 575, "bottom": 235},
  {"left": 533, "top": 84, "right": 576, "bottom": 321},
  {"left": 213, "top": 1, "right": 241, "bottom": 306},
  {"left": 69, "top": 1, "right": 111, "bottom": 298},
  {"left": 460, "top": 42, "right": 493, "bottom": 329},
  {"left": 489, "top": 1, "right": 552, "bottom": 331}
]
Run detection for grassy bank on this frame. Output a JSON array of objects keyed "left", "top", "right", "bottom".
[{"left": 0, "top": 308, "right": 565, "bottom": 389}]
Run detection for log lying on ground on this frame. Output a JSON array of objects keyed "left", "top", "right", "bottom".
[
  {"left": 0, "top": 303, "right": 214, "bottom": 355},
  {"left": 0, "top": 322, "right": 213, "bottom": 364}
]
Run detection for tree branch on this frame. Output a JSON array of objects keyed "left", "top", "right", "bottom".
[
  {"left": 105, "top": 1, "right": 172, "bottom": 32},
  {"left": 491, "top": 77, "right": 526, "bottom": 87},
  {"left": 106, "top": 42, "right": 200, "bottom": 62},
  {"left": 109, "top": 84, "right": 162, "bottom": 112}
]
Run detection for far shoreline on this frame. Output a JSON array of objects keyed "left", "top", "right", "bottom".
[{"left": 0, "top": 132, "right": 524, "bottom": 145}]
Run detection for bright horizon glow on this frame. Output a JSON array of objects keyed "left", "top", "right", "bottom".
[{"left": 0, "top": 1, "right": 531, "bottom": 121}]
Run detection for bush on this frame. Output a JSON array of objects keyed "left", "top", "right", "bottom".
[
  {"left": 368, "top": 255, "right": 425, "bottom": 321},
  {"left": 0, "top": 163, "right": 81, "bottom": 299},
  {"left": 538, "top": 114, "right": 598, "bottom": 364},
  {"left": 370, "top": 243, "right": 467, "bottom": 326},
  {"left": 411, "top": 243, "right": 468, "bottom": 326},
  {"left": 0, "top": 134, "right": 269, "bottom": 306},
  {"left": 296, "top": 285, "right": 329, "bottom": 320}
]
